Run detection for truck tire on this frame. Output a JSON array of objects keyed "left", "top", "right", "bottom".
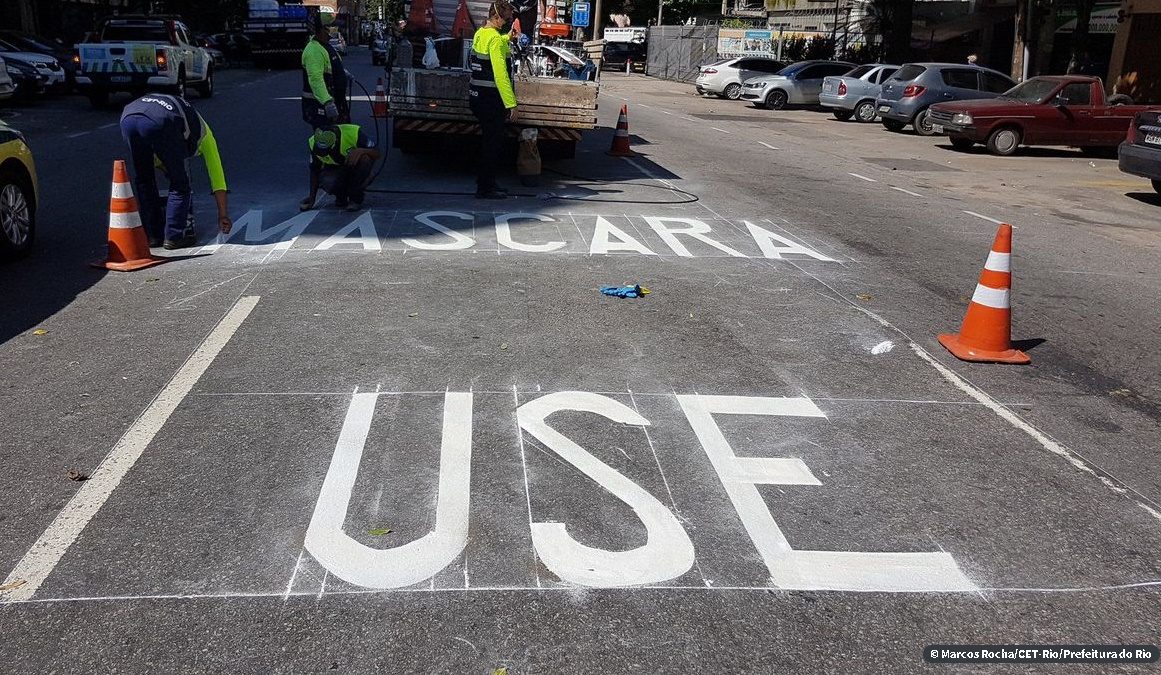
[
  {"left": 985, "top": 126, "right": 1021, "bottom": 156},
  {"left": 194, "top": 66, "right": 214, "bottom": 98},
  {"left": 87, "top": 88, "right": 109, "bottom": 109},
  {"left": 949, "top": 134, "right": 974, "bottom": 151}
]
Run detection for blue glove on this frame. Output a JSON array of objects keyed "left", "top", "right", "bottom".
[
  {"left": 324, "top": 100, "right": 339, "bottom": 121},
  {"left": 601, "top": 284, "right": 649, "bottom": 298}
]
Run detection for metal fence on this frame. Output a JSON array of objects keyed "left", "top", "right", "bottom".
[{"left": 646, "top": 25, "right": 720, "bottom": 83}]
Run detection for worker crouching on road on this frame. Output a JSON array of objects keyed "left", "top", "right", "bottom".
[
  {"left": 469, "top": 0, "right": 518, "bottom": 200},
  {"left": 300, "top": 124, "right": 380, "bottom": 212},
  {"left": 302, "top": 10, "right": 349, "bottom": 128},
  {"left": 119, "top": 94, "right": 231, "bottom": 250}
]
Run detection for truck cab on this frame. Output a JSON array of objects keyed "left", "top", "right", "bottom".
[{"left": 75, "top": 16, "right": 213, "bottom": 108}]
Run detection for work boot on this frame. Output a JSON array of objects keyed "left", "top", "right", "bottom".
[
  {"left": 162, "top": 234, "right": 197, "bottom": 250},
  {"left": 148, "top": 236, "right": 163, "bottom": 248}
]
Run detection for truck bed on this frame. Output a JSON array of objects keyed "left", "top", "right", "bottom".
[{"left": 388, "top": 68, "right": 598, "bottom": 130}]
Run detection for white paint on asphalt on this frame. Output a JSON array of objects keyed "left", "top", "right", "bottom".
[
  {"left": 315, "top": 212, "right": 382, "bottom": 251},
  {"left": 0, "top": 295, "right": 261, "bottom": 602},
  {"left": 403, "top": 211, "right": 475, "bottom": 250},
  {"left": 758, "top": 142, "right": 780, "bottom": 150},
  {"left": 590, "top": 216, "right": 655, "bottom": 255},
  {"left": 66, "top": 131, "right": 90, "bottom": 139},
  {"left": 870, "top": 340, "right": 895, "bottom": 355},
  {"left": 305, "top": 391, "right": 474, "bottom": 589},
  {"left": 200, "top": 209, "right": 317, "bottom": 253},
  {"left": 98, "top": 122, "right": 118, "bottom": 129},
  {"left": 963, "top": 210, "right": 1005, "bottom": 225},
  {"left": 890, "top": 186, "right": 922, "bottom": 197},
  {"left": 744, "top": 221, "right": 836, "bottom": 261},
  {"left": 645, "top": 216, "right": 746, "bottom": 258},
  {"left": 681, "top": 116, "right": 697, "bottom": 122},
  {"left": 677, "top": 394, "right": 978, "bottom": 592},
  {"left": 710, "top": 127, "right": 732, "bottom": 134},
  {"left": 848, "top": 173, "right": 877, "bottom": 182},
  {"left": 518, "top": 392, "right": 696, "bottom": 587},
  {"left": 494, "top": 213, "right": 566, "bottom": 253}
]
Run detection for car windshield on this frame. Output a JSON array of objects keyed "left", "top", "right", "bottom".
[
  {"left": 1002, "top": 78, "right": 1062, "bottom": 103},
  {"left": 887, "top": 64, "right": 926, "bottom": 82},
  {"left": 845, "top": 65, "right": 873, "bottom": 79},
  {"left": 102, "top": 25, "right": 172, "bottom": 42}
]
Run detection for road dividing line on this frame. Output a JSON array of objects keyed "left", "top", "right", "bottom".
[
  {"left": 848, "top": 173, "right": 877, "bottom": 182},
  {"left": 758, "top": 141, "right": 780, "bottom": 150},
  {"left": 66, "top": 131, "right": 90, "bottom": 139},
  {"left": 891, "top": 186, "right": 922, "bottom": 197},
  {"left": 0, "top": 295, "right": 261, "bottom": 603},
  {"left": 98, "top": 122, "right": 118, "bottom": 130},
  {"left": 661, "top": 110, "right": 674, "bottom": 115},
  {"left": 963, "top": 210, "right": 1005, "bottom": 225},
  {"left": 681, "top": 116, "right": 697, "bottom": 122},
  {"left": 710, "top": 127, "right": 732, "bottom": 134}
]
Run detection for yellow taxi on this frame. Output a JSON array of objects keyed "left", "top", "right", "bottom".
[{"left": 0, "top": 120, "right": 36, "bottom": 258}]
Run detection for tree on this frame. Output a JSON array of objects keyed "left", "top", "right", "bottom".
[
  {"left": 366, "top": 0, "right": 406, "bottom": 23},
  {"left": 1066, "top": 0, "right": 1095, "bottom": 73},
  {"left": 863, "top": 0, "right": 912, "bottom": 64}
]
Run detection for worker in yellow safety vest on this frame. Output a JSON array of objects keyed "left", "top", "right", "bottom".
[
  {"left": 301, "top": 10, "right": 349, "bottom": 128},
  {"left": 468, "top": 1, "right": 518, "bottom": 199}
]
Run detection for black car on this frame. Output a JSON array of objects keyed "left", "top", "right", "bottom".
[
  {"left": 0, "top": 30, "right": 75, "bottom": 89},
  {"left": 3, "top": 57, "right": 47, "bottom": 99},
  {"left": 602, "top": 42, "right": 646, "bottom": 72},
  {"left": 1119, "top": 108, "right": 1161, "bottom": 194}
]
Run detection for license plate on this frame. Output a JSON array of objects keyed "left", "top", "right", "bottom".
[
  {"left": 932, "top": 123, "right": 944, "bottom": 133},
  {"left": 111, "top": 75, "right": 132, "bottom": 83},
  {"left": 878, "top": 105, "right": 890, "bottom": 113},
  {"left": 1146, "top": 133, "right": 1161, "bottom": 146}
]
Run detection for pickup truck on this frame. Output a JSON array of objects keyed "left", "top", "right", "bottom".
[
  {"left": 930, "top": 75, "right": 1150, "bottom": 156},
  {"left": 75, "top": 16, "right": 214, "bottom": 108}
]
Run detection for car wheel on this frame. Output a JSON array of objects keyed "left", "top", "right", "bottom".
[
  {"left": 194, "top": 66, "right": 214, "bottom": 98},
  {"left": 985, "top": 126, "right": 1021, "bottom": 156},
  {"left": 0, "top": 170, "right": 35, "bottom": 259},
  {"left": 949, "top": 134, "right": 974, "bottom": 151},
  {"left": 832, "top": 109, "right": 853, "bottom": 121},
  {"left": 764, "top": 89, "right": 788, "bottom": 110},
  {"left": 913, "top": 108, "right": 936, "bottom": 136},
  {"left": 882, "top": 119, "right": 905, "bottom": 132},
  {"left": 723, "top": 83, "right": 742, "bottom": 100},
  {"left": 1152, "top": 179, "right": 1161, "bottom": 194},
  {"left": 854, "top": 100, "right": 877, "bottom": 122}
]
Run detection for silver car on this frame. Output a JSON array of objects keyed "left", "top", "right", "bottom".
[
  {"left": 819, "top": 63, "right": 900, "bottom": 122},
  {"left": 739, "top": 60, "right": 856, "bottom": 110},
  {"left": 694, "top": 56, "right": 785, "bottom": 100}
]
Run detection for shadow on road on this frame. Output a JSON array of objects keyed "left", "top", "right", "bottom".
[{"left": 1125, "top": 191, "right": 1161, "bottom": 207}]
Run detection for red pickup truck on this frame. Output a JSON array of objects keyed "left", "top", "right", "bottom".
[{"left": 930, "top": 76, "right": 1155, "bottom": 156}]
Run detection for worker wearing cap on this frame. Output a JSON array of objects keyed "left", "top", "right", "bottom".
[
  {"left": 119, "top": 93, "right": 231, "bottom": 250},
  {"left": 300, "top": 124, "right": 380, "bottom": 212},
  {"left": 468, "top": 0, "right": 518, "bottom": 199},
  {"left": 302, "top": 10, "right": 349, "bottom": 128}
]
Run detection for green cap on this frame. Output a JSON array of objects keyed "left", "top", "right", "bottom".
[{"left": 313, "top": 128, "right": 337, "bottom": 151}]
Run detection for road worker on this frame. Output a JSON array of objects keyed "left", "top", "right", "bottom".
[
  {"left": 301, "top": 9, "right": 349, "bottom": 128},
  {"left": 119, "top": 93, "right": 231, "bottom": 250},
  {"left": 468, "top": 0, "right": 518, "bottom": 199},
  {"left": 300, "top": 123, "right": 380, "bottom": 212}
]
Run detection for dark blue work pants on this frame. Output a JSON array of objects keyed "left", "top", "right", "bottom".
[{"left": 120, "top": 113, "right": 192, "bottom": 242}]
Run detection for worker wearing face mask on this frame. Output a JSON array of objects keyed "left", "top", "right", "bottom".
[{"left": 468, "top": 0, "right": 518, "bottom": 199}]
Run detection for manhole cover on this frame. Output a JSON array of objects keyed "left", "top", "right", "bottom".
[
  {"left": 694, "top": 113, "right": 801, "bottom": 123},
  {"left": 861, "top": 157, "right": 961, "bottom": 172}
]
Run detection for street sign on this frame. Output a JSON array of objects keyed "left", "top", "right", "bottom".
[{"left": 572, "top": 1, "right": 590, "bottom": 27}]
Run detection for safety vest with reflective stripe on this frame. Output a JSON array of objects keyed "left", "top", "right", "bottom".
[
  {"left": 308, "top": 124, "right": 360, "bottom": 166},
  {"left": 469, "top": 26, "right": 516, "bottom": 109},
  {"left": 301, "top": 38, "right": 335, "bottom": 103}
]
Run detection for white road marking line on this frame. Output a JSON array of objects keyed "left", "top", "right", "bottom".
[
  {"left": 0, "top": 295, "right": 261, "bottom": 602},
  {"left": 963, "top": 210, "right": 1005, "bottom": 225},
  {"left": 848, "top": 173, "right": 877, "bottom": 182},
  {"left": 710, "top": 127, "right": 732, "bottom": 134},
  {"left": 758, "top": 141, "right": 779, "bottom": 150},
  {"left": 98, "top": 122, "right": 118, "bottom": 130},
  {"left": 66, "top": 131, "right": 90, "bottom": 139},
  {"left": 283, "top": 550, "right": 305, "bottom": 601},
  {"left": 637, "top": 103, "right": 651, "bottom": 108},
  {"left": 512, "top": 385, "right": 541, "bottom": 589},
  {"left": 660, "top": 110, "right": 674, "bottom": 115},
  {"left": 890, "top": 186, "right": 922, "bottom": 197},
  {"left": 681, "top": 116, "right": 697, "bottom": 122}
]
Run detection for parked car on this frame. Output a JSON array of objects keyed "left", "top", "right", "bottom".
[
  {"left": 329, "top": 28, "right": 347, "bottom": 56},
  {"left": 602, "top": 41, "right": 646, "bottom": 72},
  {"left": 0, "top": 56, "right": 15, "bottom": 100},
  {"left": 877, "top": 63, "right": 1015, "bottom": 135},
  {"left": 371, "top": 37, "right": 389, "bottom": 65},
  {"left": 1118, "top": 108, "right": 1161, "bottom": 193},
  {"left": 0, "top": 30, "right": 76, "bottom": 89},
  {"left": 740, "top": 60, "right": 856, "bottom": 110},
  {"left": 0, "top": 120, "right": 37, "bottom": 258},
  {"left": 0, "top": 39, "right": 65, "bottom": 92},
  {"left": 694, "top": 57, "right": 785, "bottom": 100},
  {"left": 819, "top": 63, "right": 900, "bottom": 122},
  {"left": 931, "top": 76, "right": 1150, "bottom": 155},
  {"left": 2, "top": 57, "right": 48, "bottom": 99}
]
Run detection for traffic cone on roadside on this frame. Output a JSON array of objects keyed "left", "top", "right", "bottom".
[
  {"left": 607, "top": 104, "right": 638, "bottom": 157},
  {"left": 91, "top": 160, "right": 165, "bottom": 272},
  {"left": 372, "top": 77, "right": 388, "bottom": 118},
  {"left": 938, "top": 223, "right": 1030, "bottom": 364}
]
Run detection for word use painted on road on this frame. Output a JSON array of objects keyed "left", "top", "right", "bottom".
[
  {"left": 304, "top": 391, "right": 975, "bottom": 593},
  {"left": 200, "top": 210, "right": 839, "bottom": 261}
]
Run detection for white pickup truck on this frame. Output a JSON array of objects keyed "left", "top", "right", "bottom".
[{"left": 76, "top": 16, "right": 214, "bottom": 108}]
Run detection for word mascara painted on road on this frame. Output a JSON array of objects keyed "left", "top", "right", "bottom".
[
  {"left": 201, "top": 210, "right": 838, "bottom": 261},
  {"left": 304, "top": 391, "right": 976, "bottom": 593}
]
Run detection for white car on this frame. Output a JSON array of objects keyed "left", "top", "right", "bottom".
[
  {"left": 694, "top": 56, "right": 785, "bottom": 100},
  {"left": 0, "top": 56, "right": 15, "bottom": 100},
  {"left": 0, "top": 40, "right": 65, "bottom": 90}
]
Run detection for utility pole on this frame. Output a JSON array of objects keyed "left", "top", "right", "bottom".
[
  {"left": 657, "top": 0, "right": 664, "bottom": 25},
  {"left": 594, "top": 0, "right": 604, "bottom": 40}
]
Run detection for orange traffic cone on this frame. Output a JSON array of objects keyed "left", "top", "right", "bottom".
[
  {"left": 92, "top": 160, "right": 164, "bottom": 272},
  {"left": 607, "top": 104, "right": 637, "bottom": 157},
  {"left": 938, "top": 223, "right": 1030, "bottom": 364},
  {"left": 372, "top": 77, "right": 388, "bottom": 118}
]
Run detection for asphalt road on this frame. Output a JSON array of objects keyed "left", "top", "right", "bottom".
[{"left": 1, "top": 52, "right": 1159, "bottom": 673}]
